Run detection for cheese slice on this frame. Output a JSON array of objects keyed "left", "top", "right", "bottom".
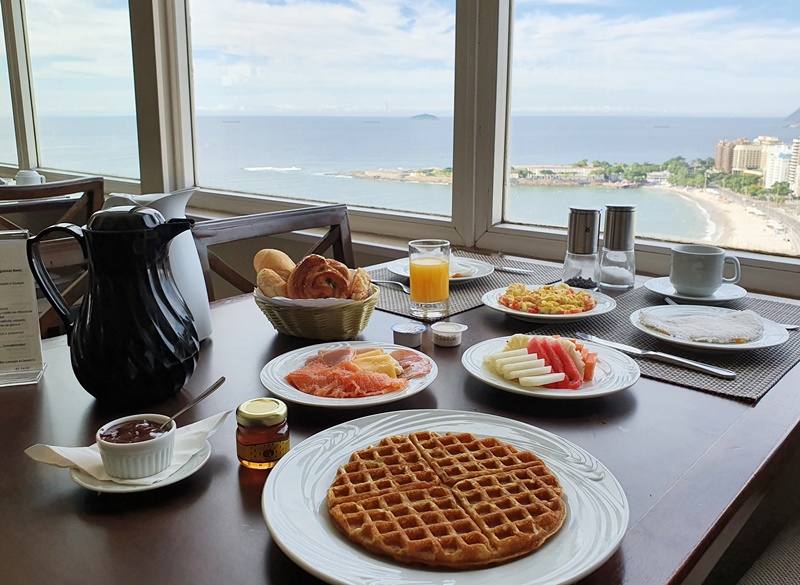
[{"left": 352, "top": 352, "right": 403, "bottom": 377}]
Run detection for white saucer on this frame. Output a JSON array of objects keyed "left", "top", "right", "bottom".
[
  {"left": 70, "top": 441, "right": 212, "bottom": 493},
  {"left": 644, "top": 277, "right": 747, "bottom": 304}
]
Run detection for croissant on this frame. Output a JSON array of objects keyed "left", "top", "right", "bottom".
[
  {"left": 286, "top": 254, "right": 351, "bottom": 299},
  {"left": 348, "top": 267, "right": 372, "bottom": 301}
]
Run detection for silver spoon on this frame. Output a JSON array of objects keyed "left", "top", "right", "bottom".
[
  {"left": 159, "top": 376, "right": 227, "bottom": 430},
  {"left": 664, "top": 297, "right": 798, "bottom": 330},
  {"left": 373, "top": 280, "right": 411, "bottom": 294}
]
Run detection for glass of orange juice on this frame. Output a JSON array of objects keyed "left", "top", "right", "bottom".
[{"left": 408, "top": 239, "right": 450, "bottom": 319}]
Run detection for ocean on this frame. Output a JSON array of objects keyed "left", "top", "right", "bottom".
[{"left": 3, "top": 115, "right": 798, "bottom": 240}]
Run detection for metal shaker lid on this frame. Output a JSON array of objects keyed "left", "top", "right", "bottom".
[
  {"left": 567, "top": 207, "right": 600, "bottom": 254},
  {"left": 603, "top": 204, "right": 637, "bottom": 250}
]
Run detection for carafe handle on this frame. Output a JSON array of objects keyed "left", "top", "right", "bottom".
[{"left": 27, "top": 224, "right": 87, "bottom": 335}]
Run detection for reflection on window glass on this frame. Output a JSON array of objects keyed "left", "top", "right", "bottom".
[
  {"left": 508, "top": 2, "right": 800, "bottom": 256},
  {"left": 0, "top": 10, "right": 18, "bottom": 166},
  {"left": 25, "top": 0, "right": 139, "bottom": 178},
  {"left": 190, "top": 0, "right": 455, "bottom": 216}
]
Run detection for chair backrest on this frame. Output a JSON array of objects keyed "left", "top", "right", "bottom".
[
  {"left": 192, "top": 204, "right": 356, "bottom": 301},
  {"left": 0, "top": 177, "right": 105, "bottom": 337},
  {"left": 0, "top": 176, "right": 105, "bottom": 231}
]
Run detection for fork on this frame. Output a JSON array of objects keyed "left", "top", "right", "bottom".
[
  {"left": 373, "top": 280, "right": 411, "bottom": 294},
  {"left": 664, "top": 296, "right": 799, "bottom": 330}
]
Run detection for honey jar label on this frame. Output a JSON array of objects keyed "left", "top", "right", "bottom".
[{"left": 237, "top": 439, "right": 290, "bottom": 463}]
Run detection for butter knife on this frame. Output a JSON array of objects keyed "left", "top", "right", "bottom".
[
  {"left": 492, "top": 265, "right": 544, "bottom": 275},
  {"left": 574, "top": 332, "right": 736, "bottom": 380}
]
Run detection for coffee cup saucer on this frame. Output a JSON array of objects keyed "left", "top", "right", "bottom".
[{"left": 644, "top": 277, "right": 747, "bottom": 304}]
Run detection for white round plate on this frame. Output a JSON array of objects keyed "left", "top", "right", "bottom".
[
  {"left": 630, "top": 305, "right": 789, "bottom": 351},
  {"left": 386, "top": 257, "right": 495, "bottom": 283},
  {"left": 69, "top": 441, "right": 212, "bottom": 493},
  {"left": 462, "top": 337, "right": 639, "bottom": 399},
  {"left": 644, "top": 276, "right": 747, "bottom": 304},
  {"left": 481, "top": 286, "right": 617, "bottom": 323},
  {"left": 260, "top": 341, "right": 437, "bottom": 408},
  {"left": 262, "top": 409, "right": 629, "bottom": 585}
]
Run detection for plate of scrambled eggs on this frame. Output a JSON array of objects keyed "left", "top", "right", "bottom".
[{"left": 481, "top": 283, "right": 616, "bottom": 323}]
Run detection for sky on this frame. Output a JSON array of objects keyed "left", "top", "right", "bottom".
[{"left": 2, "top": 0, "right": 799, "bottom": 117}]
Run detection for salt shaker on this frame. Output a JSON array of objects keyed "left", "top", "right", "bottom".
[
  {"left": 563, "top": 207, "right": 600, "bottom": 289},
  {"left": 596, "top": 204, "right": 637, "bottom": 290}
]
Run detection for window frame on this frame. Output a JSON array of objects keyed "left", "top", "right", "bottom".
[{"left": 2, "top": 0, "right": 798, "bottom": 296}]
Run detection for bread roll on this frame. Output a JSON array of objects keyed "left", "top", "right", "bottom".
[
  {"left": 253, "top": 249, "right": 295, "bottom": 281},
  {"left": 286, "top": 254, "right": 350, "bottom": 299},
  {"left": 348, "top": 267, "right": 372, "bottom": 301},
  {"left": 257, "top": 268, "right": 287, "bottom": 298}
]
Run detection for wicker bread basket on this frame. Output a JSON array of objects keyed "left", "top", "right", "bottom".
[{"left": 254, "top": 285, "right": 379, "bottom": 341}]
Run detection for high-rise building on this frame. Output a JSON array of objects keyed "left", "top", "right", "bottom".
[
  {"left": 789, "top": 138, "right": 800, "bottom": 196},
  {"left": 715, "top": 138, "right": 750, "bottom": 172},
  {"left": 732, "top": 143, "right": 764, "bottom": 174},
  {"left": 763, "top": 144, "right": 792, "bottom": 189}
]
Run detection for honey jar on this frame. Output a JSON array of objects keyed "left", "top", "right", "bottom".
[{"left": 236, "top": 398, "right": 290, "bottom": 469}]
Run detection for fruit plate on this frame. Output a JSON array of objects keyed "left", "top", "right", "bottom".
[
  {"left": 262, "top": 409, "right": 629, "bottom": 585},
  {"left": 260, "top": 341, "right": 437, "bottom": 408},
  {"left": 462, "top": 337, "right": 639, "bottom": 399},
  {"left": 481, "top": 286, "right": 616, "bottom": 323}
]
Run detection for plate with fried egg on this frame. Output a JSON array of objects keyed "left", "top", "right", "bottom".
[{"left": 481, "top": 284, "right": 617, "bottom": 323}]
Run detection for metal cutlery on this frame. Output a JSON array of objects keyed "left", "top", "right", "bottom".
[
  {"left": 574, "top": 332, "right": 736, "bottom": 380},
  {"left": 491, "top": 265, "right": 545, "bottom": 275},
  {"left": 663, "top": 296, "right": 799, "bottom": 330},
  {"left": 373, "top": 279, "right": 411, "bottom": 294}
]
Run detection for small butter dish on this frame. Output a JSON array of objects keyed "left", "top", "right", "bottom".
[
  {"left": 431, "top": 322, "right": 468, "bottom": 347},
  {"left": 392, "top": 323, "right": 427, "bottom": 347}
]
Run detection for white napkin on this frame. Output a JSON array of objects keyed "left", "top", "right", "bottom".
[
  {"left": 25, "top": 411, "right": 231, "bottom": 486},
  {"left": 253, "top": 288, "right": 355, "bottom": 307},
  {"left": 450, "top": 257, "right": 477, "bottom": 278}
]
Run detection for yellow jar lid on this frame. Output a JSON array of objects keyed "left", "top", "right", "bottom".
[{"left": 236, "top": 398, "right": 287, "bottom": 427}]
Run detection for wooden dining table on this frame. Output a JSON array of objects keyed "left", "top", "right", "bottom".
[{"left": 3, "top": 267, "right": 800, "bottom": 585}]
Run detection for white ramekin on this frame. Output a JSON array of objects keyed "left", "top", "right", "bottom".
[{"left": 96, "top": 413, "right": 176, "bottom": 479}]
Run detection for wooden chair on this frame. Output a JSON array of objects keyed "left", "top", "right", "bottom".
[
  {"left": 192, "top": 204, "right": 356, "bottom": 301},
  {"left": 0, "top": 177, "right": 105, "bottom": 337}
]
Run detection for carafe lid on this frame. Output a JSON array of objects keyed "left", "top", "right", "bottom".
[
  {"left": 603, "top": 204, "right": 637, "bottom": 251},
  {"left": 567, "top": 207, "right": 601, "bottom": 254},
  {"left": 87, "top": 205, "right": 167, "bottom": 232}
]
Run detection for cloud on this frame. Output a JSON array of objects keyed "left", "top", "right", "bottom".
[{"left": 9, "top": 0, "right": 800, "bottom": 117}]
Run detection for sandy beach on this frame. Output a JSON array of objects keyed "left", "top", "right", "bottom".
[{"left": 655, "top": 185, "right": 800, "bottom": 256}]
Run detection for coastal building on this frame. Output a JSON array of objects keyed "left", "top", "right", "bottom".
[
  {"left": 789, "top": 138, "right": 800, "bottom": 196},
  {"left": 763, "top": 144, "right": 793, "bottom": 189},
  {"left": 715, "top": 138, "right": 749, "bottom": 172},
  {"left": 645, "top": 170, "right": 671, "bottom": 185},
  {"left": 732, "top": 143, "right": 764, "bottom": 175}
]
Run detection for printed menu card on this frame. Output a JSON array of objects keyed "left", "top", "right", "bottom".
[{"left": 0, "top": 230, "right": 43, "bottom": 386}]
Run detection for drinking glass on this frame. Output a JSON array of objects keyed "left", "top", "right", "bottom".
[{"left": 408, "top": 239, "right": 450, "bottom": 319}]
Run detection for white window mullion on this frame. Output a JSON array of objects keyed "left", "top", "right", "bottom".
[
  {"left": 128, "top": 0, "right": 195, "bottom": 194},
  {"left": 1, "top": 0, "right": 37, "bottom": 170}
]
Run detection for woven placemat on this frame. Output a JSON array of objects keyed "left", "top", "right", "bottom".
[
  {"left": 531, "top": 287, "right": 800, "bottom": 403},
  {"left": 368, "top": 252, "right": 563, "bottom": 320}
]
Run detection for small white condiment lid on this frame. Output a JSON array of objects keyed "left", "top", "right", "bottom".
[
  {"left": 430, "top": 322, "right": 468, "bottom": 347},
  {"left": 392, "top": 323, "right": 427, "bottom": 347}
]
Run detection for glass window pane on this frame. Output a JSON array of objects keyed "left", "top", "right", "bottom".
[
  {"left": 190, "top": 1, "right": 455, "bottom": 217},
  {"left": 508, "top": 2, "right": 800, "bottom": 256},
  {"left": 25, "top": 0, "right": 139, "bottom": 178},
  {"left": 0, "top": 9, "right": 18, "bottom": 166}
]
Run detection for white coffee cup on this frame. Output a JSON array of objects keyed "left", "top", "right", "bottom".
[
  {"left": 15, "top": 170, "right": 46, "bottom": 186},
  {"left": 669, "top": 244, "right": 741, "bottom": 297}
]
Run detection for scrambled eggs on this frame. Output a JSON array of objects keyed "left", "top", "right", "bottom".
[{"left": 499, "top": 283, "right": 597, "bottom": 315}]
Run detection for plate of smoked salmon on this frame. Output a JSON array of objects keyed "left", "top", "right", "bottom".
[
  {"left": 260, "top": 341, "right": 438, "bottom": 408},
  {"left": 462, "top": 335, "right": 639, "bottom": 399}
]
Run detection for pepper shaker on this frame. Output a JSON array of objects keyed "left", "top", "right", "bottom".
[
  {"left": 596, "top": 204, "right": 637, "bottom": 290},
  {"left": 563, "top": 207, "right": 600, "bottom": 289}
]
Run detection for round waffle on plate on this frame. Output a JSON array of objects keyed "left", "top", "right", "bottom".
[{"left": 327, "top": 431, "right": 566, "bottom": 569}]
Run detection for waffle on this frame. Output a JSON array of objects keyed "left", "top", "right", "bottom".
[{"left": 327, "top": 431, "right": 566, "bottom": 568}]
